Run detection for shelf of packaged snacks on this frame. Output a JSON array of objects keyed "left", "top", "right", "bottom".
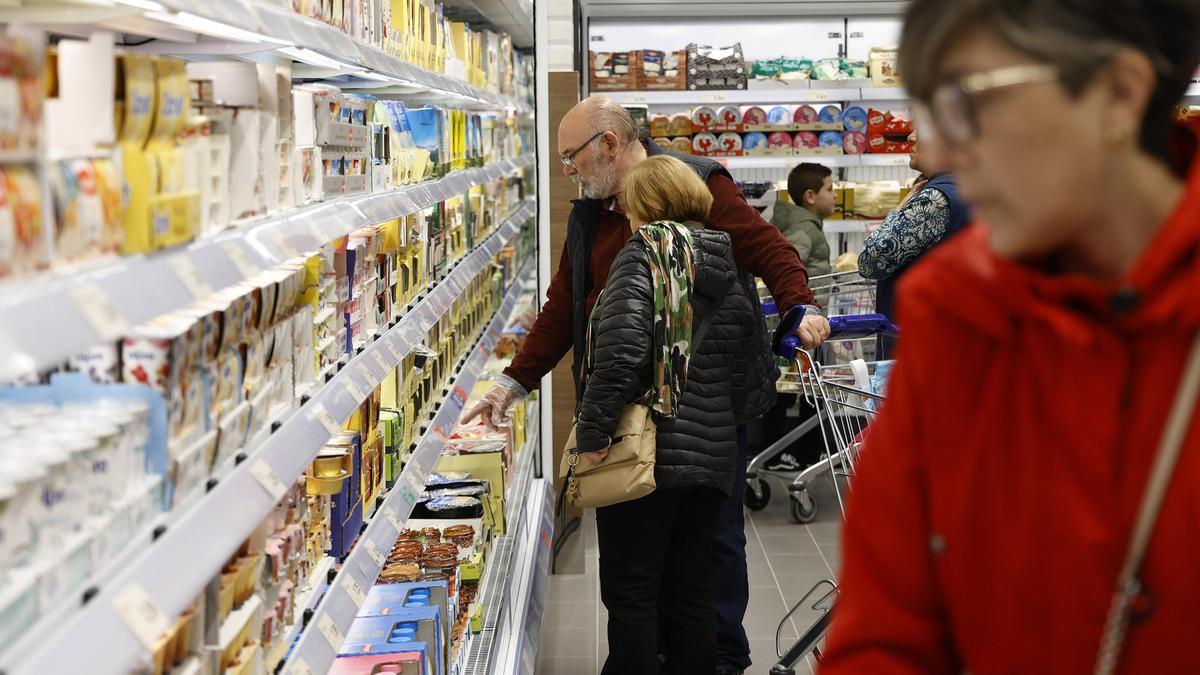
[
  {"left": 488, "top": 471, "right": 553, "bottom": 673},
  {"left": 1, "top": 202, "right": 535, "bottom": 675},
  {"left": 265, "top": 555, "right": 337, "bottom": 670},
  {"left": 454, "top": 404, "right": 540, "bottom": 674},
  {"left": 0, "top": 0, "right": 532, "bottom": 113},
  {"left": 603, "top": 83, "right": 909, "bottom": 106},
  {"left": 0, "top": 153, "right": 535, "bottom": 383},
  {"left": 281, "top": 261, "right": 535, "bottom": 675},
  {"left": 716, "top": 153, "right": 911, "bottom": 170}
]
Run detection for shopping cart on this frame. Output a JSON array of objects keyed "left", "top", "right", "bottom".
[
  {"left": 745, "top": 272, "right": 881, "bottom": 515},
  {"left": 766, "top": 313, "right": 895, "bottom": 675}
]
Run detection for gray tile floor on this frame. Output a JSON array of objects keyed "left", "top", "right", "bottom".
[{"left": 537, "top": 477, "right": 844, "bottom": 674}]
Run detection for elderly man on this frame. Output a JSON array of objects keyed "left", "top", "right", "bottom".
[{"left": 465, "top": 96, "right": 829, "bottom": 675}]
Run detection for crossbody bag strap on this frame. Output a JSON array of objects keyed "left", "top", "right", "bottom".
[{"left": 1095, "top": 329, "right": 1200, "bottom": 675}]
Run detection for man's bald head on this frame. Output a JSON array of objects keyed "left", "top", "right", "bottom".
[{"left": 558, "top": 96, "right": 640, "bottom": 153}]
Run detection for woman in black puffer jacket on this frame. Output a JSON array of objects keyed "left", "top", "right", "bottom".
[{"left": 574, "top": 155, "right": 755, "bottom": 675}]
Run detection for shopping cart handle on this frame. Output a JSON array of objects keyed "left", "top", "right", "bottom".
[{"left": 773, "top": 309, "right": 898, "bottom": 359}]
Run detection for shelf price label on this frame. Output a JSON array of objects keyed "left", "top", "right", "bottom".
[
  {"left": 371, "top": 350, "right": 391, "bottom": 372},
  {"left": 112, "top": 584, "right": 171, "bottom": 650},
  {"left": 317, "top": 613, "right": 346, "bottom": 651},
  {"left": 250, "top": 460, "right": 289, "bottom": 501},
  {"left": 309, "top": 403, "right": 343, "bottom": 436},
  {"left": 807, "top": 90, "right": 831, "bottom": 102},
  {"left": 221, "top": 242, "right": 260, "bottom": 278},
  {"left": 343, "top": 379, "right": 367, "bottom": 402},
  {"left": 340, "top": 575, "right": 366, "bottom": 609},
  {"left": 167, "top": 256, "right": 212, "bottom": 299},
  {"left": 386, "top": 338, "right": 405, "bottom": 360},
  {"left": 362, "top": 538, "right": 386, "bottom": 567},
  {"left": 383, "top": 506, "right": 403, "bottom": 530},
  {"left": 70, "top": 284, "right": 129, "bottom": 342},
  {"left": 356, "top": 362, "right": 376, "bottom": 385}
]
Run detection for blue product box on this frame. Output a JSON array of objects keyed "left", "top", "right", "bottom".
[
  {"left": 359, "top": 581, "right": 451, "bottom": 652},
  {"left": 342, "top": 608, "right": 443, "bottom": 675}
]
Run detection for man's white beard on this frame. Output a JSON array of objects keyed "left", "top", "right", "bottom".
[{"left": 573, "top": 155, "right": 619, "bottom": 199}]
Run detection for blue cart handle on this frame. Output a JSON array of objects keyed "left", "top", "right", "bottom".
[{"left": 772, "top": 309, "right": 898, "bottom": 360}]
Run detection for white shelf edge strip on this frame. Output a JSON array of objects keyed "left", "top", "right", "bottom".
[
  {"left": 5, "top": 202, "right": 536, "bottom": 675},
  {"left": 602, "top": 85, "right": 909, "bottom": 105},
  {"left": 0, "top": 154, "right": 534, "bottom": 382},
  {"left": 281, "top": 261, "right": 536, "bottom": 675}
]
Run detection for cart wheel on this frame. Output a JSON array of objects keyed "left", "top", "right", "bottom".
[
  {"left": 744, "top": 478, "right": 771, "bottom": 511},
  {"left": 790, "top": 490, "right": 819, "bottom": 523}
]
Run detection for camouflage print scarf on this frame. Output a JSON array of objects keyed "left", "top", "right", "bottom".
[{"left": 583, "top": 220, "right": 696, "bottom": 419}]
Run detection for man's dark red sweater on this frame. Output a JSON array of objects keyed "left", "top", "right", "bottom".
[{"left": 502, "top": 172, "right": 816, "bottom": 392}]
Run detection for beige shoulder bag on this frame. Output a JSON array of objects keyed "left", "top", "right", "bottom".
[
  {"left": 1094, "top": 330, "right": 1200, "bottom": 675},
  {"left": 557, "top": 286, "right": 727, "bottom": 511}
]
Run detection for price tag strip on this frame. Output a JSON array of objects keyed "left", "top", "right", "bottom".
[
  {"left": 250, "top": 460, "right": 289, "bottom": 501},
  {"left": 221, "top": 242, "right": 261, "bottom": 278},
  {"left": 166, "top": 256, "right": 212, "bottom": 299},
  {"left": 363, "top": 538, "right": 385, "bottom": 567},
  {"left": 383, "top": 506, "right": 403, "bottom": 530},
  {"left": 316, "top": 612, "right": 346, "bottom": 651},
  {"left": 371, "top": 350, "right": 391, "bottom": 372},
  {"left": 112, "top": 584, "right": 171, "bottom": 651},
  {"left": 340, "top": 574, "right": 366, "bottom": 609},
  {"left": 309, "top": 403, "right": 343, "bottom": 436},
  {"left": 343, "top": 378, "right": 367, "bottom": 403},
  {"left": 69, "top": 284, "right": 129, "bottom": 342},
  {"left": 356, "top": 362, "right": 376, "bottom": 385},
  {"left": 285, "top": 658, "right": 317, "bottom": 675}
]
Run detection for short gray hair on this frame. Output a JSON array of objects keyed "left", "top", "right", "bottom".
[
  {"left": 899, "top": 0, "right": 1200, "bottom": 163},
  {"left": 578, "top": 96, "right": 639, "bottom": 147}
]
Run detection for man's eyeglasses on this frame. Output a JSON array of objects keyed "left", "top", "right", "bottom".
[
  {"left": 914, "top": 63, "right": 1059, "bottom": 147},
  {"left": 560, "top": 130, "right": 606, "bottom": 170}
]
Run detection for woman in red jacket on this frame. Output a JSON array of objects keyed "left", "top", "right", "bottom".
[{"left": 821, "top": 1, "right": 1200, "bottom": 673}]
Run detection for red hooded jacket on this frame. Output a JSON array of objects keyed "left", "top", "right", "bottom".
[{"left": 820, "top": 153, "right": 1200, "bottom": 673}]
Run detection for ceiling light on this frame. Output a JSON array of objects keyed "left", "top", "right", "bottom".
[{"left": 146, "top": 11, "right": 293, "bottom": 45}]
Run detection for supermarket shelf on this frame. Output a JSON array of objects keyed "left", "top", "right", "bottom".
[
  {"left": 603, "top": 83, "right": 908, "bottom": 106},
  {"left": 0, "top": 153, "right": 534, "bottom": 383},
  {"left": 0, "top": 0, "right": 531, "bottom": 113},
  {"left": 442, "top": 0, "right": 535, "bottom": 48},
  {"left": 219, "top": 595, "right": 264, "bottom": 652},
  {"left": 266, "top": 555, "right": 337, "bottom": 670},
  {"left": 457, "top": 407, "right": 540, "bottom": 674},
  {"left": 2, "top": 203, "right": 536, "bottom": 675},
  {"left": 718, "top": 154, "right": 911, "bottom": 170},
  {"left": 281, "top": 262, "right": 536, "bottom": 675}
]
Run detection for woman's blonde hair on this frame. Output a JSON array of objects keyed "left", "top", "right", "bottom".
[{"left": 620, "top": 155, "right": 713, "bottom": 225}]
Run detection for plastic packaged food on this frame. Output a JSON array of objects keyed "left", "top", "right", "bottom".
[
  {"left": 843, "top": 131, "right": 868, "bottom": 154},
  {"left": 742, "top": 107, "right": 767, "bottom": 125},
  {"left": 742, "top": 132, "right": 768, "bottom": 151},
  {"left": 794, "top": 132, "right": 819, "bottom": 150},
  {"left": 818, "top": 105, "right": 842, "bottom": 125},
  {"left": 691, "top": 106, "right": 717, "bottom": 130},
  {"left": 716, "top": 106, "right": 741, "bottom": 127},
  {"left": 766, "top": 106, "right": 791, "bottom": 125},
  {"left": 841, "top": 106, "right": 868, "bottom": 132},
  {"left": 793, "top": 105, "right": 818, "bottom": 125},
  {"left": 716, "top": 132, "right": 743, "bottom": 154},
  {"left": 819, "top": 131, "right": 844, "bottom": 151},
  {"left": 667, "top": 114, "right": 693, "bottom": 136},
  {"left": 768, "top": 132, "right": 794, "bottom": 148},
  {"left": 692, "top": 132, "right": 717, "bottom": 156},
  {"left": 670, "top": 137, "right": 693, "bottom": 154}
]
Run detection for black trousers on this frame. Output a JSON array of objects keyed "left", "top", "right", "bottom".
[
  {"left": 597, "top": 487, "right": 724, "bottom": 675},
  {"left": 714, "top": 425, "right": 752, "bottom": 670}
]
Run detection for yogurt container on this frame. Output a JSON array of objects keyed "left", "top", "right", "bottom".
[
  {"left": 819, "top": 131, "right": 844, "bottom": 151},
  {"left": 742, "top": 132, "right": 769, "bottom": 151},
  {"left": 766, "top": 106, "right": 791, "bottom": 125},
  {"left": 843, "top": 131, "right": 868, "bottom": 154},
  {"left": 818, "top": 105, "right": 842, "bottom": 125},
  {"left": 742, "top": 107, "right": 767, "bottom": 125},
  {"left": 841, "top": 106, "right": 868, "bottom": 132},
  {"left": 793, "top": 105, "right": 818, "bottom": 125},
  {"left": 768, "top": 132, "right": 794, "bottom": 149},
  {"left": 692, "top": 133, "right": 717, "bottom": 156},
  {"left": 716, "top": 132, "right": 743, "bottom": 154},
  {"left": 691, "top": 107, "right": 717, "bottom": 131},
  {"left": 794, "top": 132, "right": 819, "bottom": 150},
  {"left": 716, "top": 106, "right": 742, "bottom": 127}
]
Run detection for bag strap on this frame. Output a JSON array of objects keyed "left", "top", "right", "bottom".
[{"left": 1095, "top": 329, "right": 1200, "bottom": 675}]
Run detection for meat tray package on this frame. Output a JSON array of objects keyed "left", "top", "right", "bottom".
[{"left": 686, "top": 43, "right": 747, "bottom": 91}]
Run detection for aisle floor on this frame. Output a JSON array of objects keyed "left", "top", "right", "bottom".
[{"left": 536, "top": 477, "right": 844, "bottom": 675}]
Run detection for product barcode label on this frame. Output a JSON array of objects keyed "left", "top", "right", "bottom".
[
  {"left": 286, "top": 658, "right": 317, "bottom": 675},
  {"left": 112, "top": 584, "right": 171, "bottom": 650},
  {"left": 250, "top": 460, "right": 288, "bottom": 501},
  {"left": 340, "top": 575, "right": 366, "bottom": 609},
  {"left": 167, "top": 256, "right": 212, "bottom": 299},
  {"left": 221, "top": 242, "right": 260, "bottom": 278},
  {"left": 363, "top": 538, "right": 385, "bottom": 566},
  {"left": 343, "top": 379, "right": 367, "bottom": 402},
  {"left": 383, "top": 507, "right": 403, "bottom": 530},
  {"left": 386, "top": 338, "right": 405, "bottom": 360},
  {"left": 317, "top": 613, "right": 346, "bottom": 650},
  {"left": 372, "top": 350, "right": 390, "bottom": 372},
  {"left": 309, "top": 403, "right": 342, "bottom": 435},
  {"left": 70, "top": 284, "right": 129, "bottom": 342}
]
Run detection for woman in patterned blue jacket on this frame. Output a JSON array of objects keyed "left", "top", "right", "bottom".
[{"left": 859, "top": 129, "right": 971, "bottom": 356}]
